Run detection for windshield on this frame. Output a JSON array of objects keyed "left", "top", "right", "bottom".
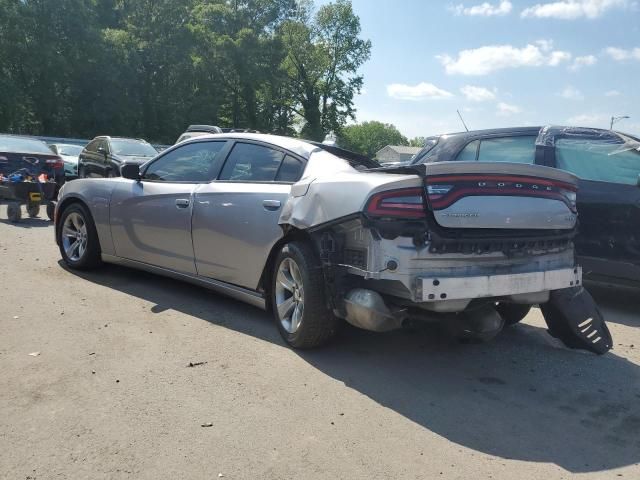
[
  {"left": 111, "top": 139, "right": 157, "bottom": 157},
  {"left": 0, "top": 136, "right": 53, "bottom": 154},
  {"left": 55, "top": 144, "right": 83, "bottom": 156}
]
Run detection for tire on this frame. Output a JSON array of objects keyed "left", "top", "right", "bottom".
[
  {"left": 57, "top": 203, "right": 102, "bottom": 269},
  {"left": 271, "top": 241, "right": 339, "bottom": 348},
  {"left": 46, "top": 201, "right": 56, "bottom": 221},
  {"left": 496, "top": 303, "right": 531, "bottom": 326},
  {"left": 7, "top": 202, "right": 21, "bottom": 222},
  {"left": 27, "top": 203, "right": 40, "bottom": 218}
]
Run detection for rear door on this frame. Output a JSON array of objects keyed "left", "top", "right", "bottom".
[
  {"left": 192, "top": 141, "right": 305, "bottom": 288},
  {"left": 110, "top": 140, "right": 229, "bottom": 274},
  {"left": 549, "top": 133, "right": 640, "bottom": 281}
]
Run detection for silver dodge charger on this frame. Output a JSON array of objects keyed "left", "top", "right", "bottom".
[{"left": 55, "top": 133, "right": 611, "bottom": 351}]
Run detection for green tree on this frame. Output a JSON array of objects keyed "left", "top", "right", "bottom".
[
  {"left": 409, "top": 136, "right": 426, "bottom": 148},
  {"left": 281, "top": 0, "right": 371, "bottom": 141},
  {"left": 338, "top": 121, "right": 408, "bottom": 158}
]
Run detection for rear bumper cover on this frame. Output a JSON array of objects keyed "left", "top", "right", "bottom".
[{"left": 419, "top": 267, "right": 582, "bottom": 302}]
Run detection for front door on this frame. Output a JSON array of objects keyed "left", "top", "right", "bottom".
[
  {"left": 551, "top": 132, "right": 640, "bottom": 282},
  {"left": 110, "top": 140, "right": 230, "bottom": 274},
  {"left": 192, "top": 141, "right": 305, "bottom": 289}
]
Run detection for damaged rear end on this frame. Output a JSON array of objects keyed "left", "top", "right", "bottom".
[{"left": 281, "top": 159, "right": 611, "bottom": 353}]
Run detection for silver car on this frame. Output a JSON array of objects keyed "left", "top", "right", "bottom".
[{"left": 54, "top": 133, "right": 608, "bottom": 350}]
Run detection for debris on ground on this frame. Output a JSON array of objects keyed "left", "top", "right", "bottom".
[
  {"left": 187, "top": 361, "right": 208, "bottom": 368},
  {"left": 201, "top": 422, "right": 213, "bottom": 427},
  {"left": 28, "top": 351, "right": 40, "bottom": 356},
  {"left": 541, "top": 286, "right": 612, "bottom": 355}
]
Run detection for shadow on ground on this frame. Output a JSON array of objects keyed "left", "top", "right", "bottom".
[
  {"left": 65, "top": 262, "right": 640, "bottom": 474},
  {"left": 0, "top": 216, "right": 52, "bottom": 229}
]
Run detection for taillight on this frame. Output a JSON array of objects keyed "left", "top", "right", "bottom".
[
  {"left": 366, "top": 187, "right": 426, "bottom": 218},
  {"left": 45, "top": 158, "right": 64, "bottom": 170}
]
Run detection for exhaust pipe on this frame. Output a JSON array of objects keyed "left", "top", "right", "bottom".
[{"left": 343, "top": 289, "right": 406, "bottom": 332}]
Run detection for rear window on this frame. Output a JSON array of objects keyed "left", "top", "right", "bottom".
[
  {"left": 477, "top": 136, "right": 536, "bottom": 164},
  {"left": 0, "top": 136, "right": 52, "bottom": 154}
]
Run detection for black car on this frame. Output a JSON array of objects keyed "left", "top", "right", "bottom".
[
  {"left": 410, "top": 126, "right": 640, "bottom": 285},
  {"left": 78, "top": 136, "right": 158, "bottom": 178},
  {"left": 0, "top": 134, "right": 65, "bottom": 186}
]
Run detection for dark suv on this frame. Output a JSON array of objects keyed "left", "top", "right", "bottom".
[
  {"left": 78, "top": 136, "right": 158, "bottom": 178},
  {"left": 411, "top": 126, "right": 640, "bottom": 285}
]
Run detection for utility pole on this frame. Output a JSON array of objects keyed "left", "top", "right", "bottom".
[{"left": 610, "top": 115, "right": 630, "bottom": 130}]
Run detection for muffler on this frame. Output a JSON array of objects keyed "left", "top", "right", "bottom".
[{"left": 343, "top": 289, "right": 406, "bottom": 332}]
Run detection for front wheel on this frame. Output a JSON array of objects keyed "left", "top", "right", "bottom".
[
  {"left": 271, "top": 241, "right": 339, "bottom": 349},
  {"left": 57, "top": 203, "right": 102, "bottom": 269}
]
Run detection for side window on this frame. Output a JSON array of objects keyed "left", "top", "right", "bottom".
[
  {"left": 456, "top": 140, "right": 479, "bottom": 161},
  {"left": 96, "top": 139, "right": 106, "bottom": 152},
  {"left": 556, "top": 138, "right": 640, "bottom": 185},
  {"left": 276, "top": 155, "right": 304, "bottom": 182},
  {"left": 143, "top": 141, "right": 227, "bottom": 182},
  {"left": 85, "top": 140, "right": 99, "bottom": 153},
  {"left": 477, "top": 136, "right": 536, "bottom": 164},
  {"left": 219, "top": 142, "right": 284, "bottom": 182}
]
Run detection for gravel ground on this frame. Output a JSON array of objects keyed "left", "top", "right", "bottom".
[{"left": 1, "top": 206, "right": 639, "bottom": 480}]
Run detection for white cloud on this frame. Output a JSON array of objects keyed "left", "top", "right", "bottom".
[
  {"left": 605, "top": 46, "right": 640, "bottom": 61},
  {"left": 605, "top": 89, "right": 621, "bottom": 96},
  {"left": 569, "top": 54, "right": 598, "bottom": 70},
  {"left": 460, "top": 85, "right": 497, "bottom": 102},
  {"left": 451, "top": 1, "right": 512, "bottom": 16},
  {"left": 438, "top": 41, "right": 571, "bottom": 75},
  {"left": 559, "top": 85, "right": 584, "bottom": 100},
  {"left": 521, "top": 0, "right": 627, "bottom": 19},
  {"left": 566, "top": 113, "right": 607, "bottom": 126},
  {"left": 496, "top": 102, "right": 521, "bottom": 116},
  {"left": 387, "top": 82, "right": 454, "bottom": 101}
]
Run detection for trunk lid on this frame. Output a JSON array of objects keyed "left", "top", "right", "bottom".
[{"left": 421, "top": 162, "right": 578, "bottom": 231}]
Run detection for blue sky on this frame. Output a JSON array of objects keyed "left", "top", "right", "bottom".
[{"left": 321, "top": 0, "right": 640, "bottom": 138}]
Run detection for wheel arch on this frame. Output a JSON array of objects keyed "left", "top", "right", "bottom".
[
  {"left": 55, "top": 197, "right": 94, "bottom": 245},
  {"left": 258, "top": 227, "right": 316, "bottom": 312}
]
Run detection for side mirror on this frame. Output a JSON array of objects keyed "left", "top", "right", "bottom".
[{"left": 121, "top": 163, "right": 140, "bottom": 180}]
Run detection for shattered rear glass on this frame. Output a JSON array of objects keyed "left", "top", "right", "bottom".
[{"left": 537, "top": 126, "right": 640, "bottom": 185}]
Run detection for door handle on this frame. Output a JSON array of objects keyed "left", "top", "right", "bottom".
[
  {"left": 262, "top": 199, "right": 281, "bottom": 211},
  {"left": 175, "top": 198, "right": 190, "bottom": 209}
]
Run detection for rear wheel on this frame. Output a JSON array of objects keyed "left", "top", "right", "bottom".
[
  {"left": 496, "top": 303, "right": 531, "bottom": 326},
  {"left": 46, "top": 201, "right": 56, "bottom": 221},
  {"left": 57, "top": 203, "right": 102, "bottom": 269},
  {"left": 271, "top": 241, "right": 339, "bottom": 348},
  {"left": 7, "top": 202, "right": 21, "bottom": 222}
]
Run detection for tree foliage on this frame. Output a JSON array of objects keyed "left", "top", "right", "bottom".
[
  {"left": 0, "top": 0, "right": 370, "bottom": 143},
  {"left": 339, "top": 121, "right": 408, "bottom": 158}
]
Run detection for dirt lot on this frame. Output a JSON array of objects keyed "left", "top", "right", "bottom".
[{"left": 1, "top": 207, "right": 639, "bottom": 480}]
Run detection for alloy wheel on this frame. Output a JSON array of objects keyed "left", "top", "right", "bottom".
[
  {"left": 275, "top": 257, "right": 305, "bottom": 333},
  {"left": 61, "top": 212, "right": 88, "bottom": 262}
]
